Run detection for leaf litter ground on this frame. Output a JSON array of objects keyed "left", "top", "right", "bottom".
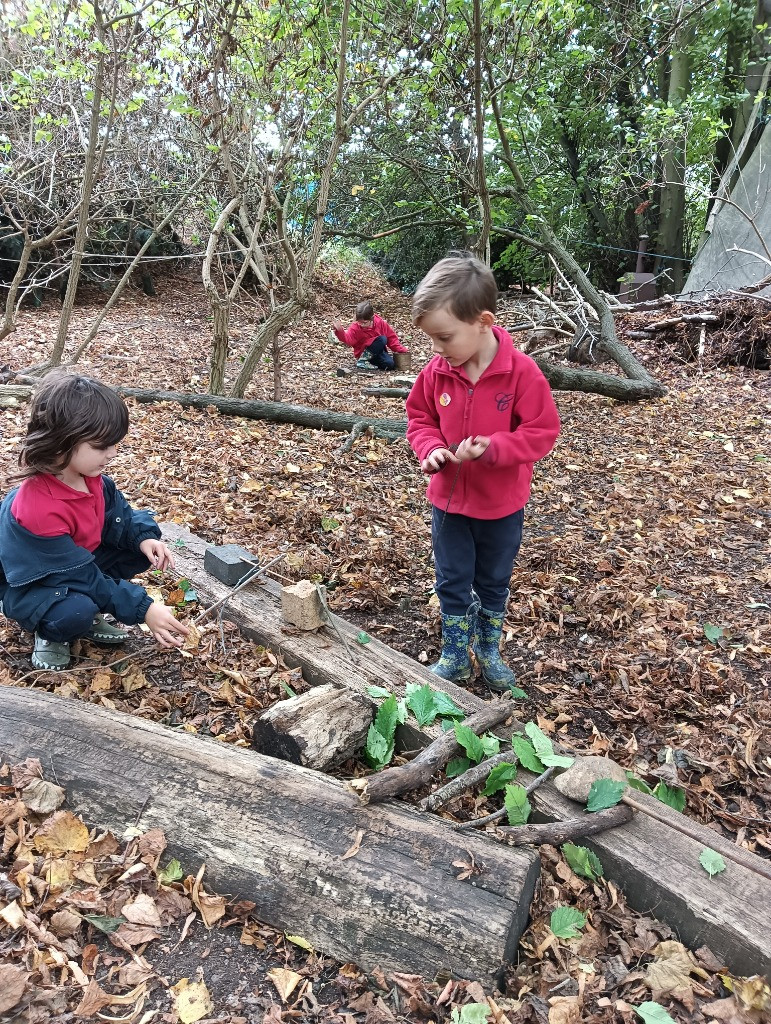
[{"left": 0, "top": 262, "right": 769, "bottom": 1024}]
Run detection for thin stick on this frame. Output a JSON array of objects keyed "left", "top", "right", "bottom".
[
  {"left": 314, "top": 582, "right": 359, "bottom": 664},
  {"left": 192, "top": 553, "right": 285, "bottom": 625},
  {"left": 454, "top": 766, "right": 557, "bottom": 831},
  {"left": 420, "top": 751, "right": 515, "bottom": 812}
]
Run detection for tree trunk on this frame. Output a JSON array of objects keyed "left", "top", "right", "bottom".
[
  {"left": 656, "top": 14, "right": 694, "bottom": 293},
  {"left": 116, "top": 387, "right": 407, "bottom": 438},
  {"left": 229, "top": 297, "right": 303, "bottom": 398},
  {"left": 209, "top": 301, "right": 230, "bottom": 395},
  {"left": 251, "top": 683, "right": 373, "bottom": 771},
  {"left": 0, "top": 687, "right": 540, "bottom": 982}
]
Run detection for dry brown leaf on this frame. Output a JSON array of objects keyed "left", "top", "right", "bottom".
[
  {"left": 74, "top": 978, "right": 113, "bottom": 1017},
  {"left": 548, "top": 996, "right": 582, "bottom": 1024},
  {"left": 0, "top": 899, "right": 24, "bottom": 928},
  {"left": 122, "top": 893, "right": 162, "bottom": 928},
  {"left": 21, "top": 777, "right": 66, "bottom": 814},
  {"left": 702, "top": 995, "right": 762, "bottom": 1024},
  {"left": 341, "top": 828, "right": 365, "bottom": 860},
  {"left": 50, "top": 909, "right": 83, "bottom": 937},
  {"left": 10, "top": 757, "right": 43, "bottom": 790},
  {"left": 184, "top": 865, "right": 226, "bottom": 928},
  {"left": 0, "top": 964, "right": 28, "bottom": 1014},
  {"left": 182, "top": 625, "right": 202, "bottom": 651},
  {"left": 267, "top": 967, "right": 303, "bottom": 1003},
  {"left": 645, "top": 940, "right": 709, "bottom": 996},
  {"left": 33, "top": 810, "right": 90, "bottom": 854},
  {"left": 112, "top": 922, "right": 161, "bottom": 947}
]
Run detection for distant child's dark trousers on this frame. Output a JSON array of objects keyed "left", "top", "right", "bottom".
[
  {"left": 37, "top": 547, "right": 150, "bottom": 643},
  {"left": 431, "top": 506, "right": 524, "bottom": 616},
  {"left": 365, "top": 335, "right": 395, "bottom": 370}
]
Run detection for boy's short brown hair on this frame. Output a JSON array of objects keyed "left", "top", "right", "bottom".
[
  {"left": 355, "top": 300, "right": 374, "bottom": 321},
  {"left": 412, "top": 254, "right": 497, "bottom": 325}
]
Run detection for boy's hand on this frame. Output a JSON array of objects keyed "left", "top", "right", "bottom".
[
  {"left": 332, "top": 320, "right": 345, "bottom": 332},
  {"left": 140, "top": 538, "right": 176, "bottom": 570},
  {"left": 421, "top": 447, "right": 460, "bottom": 474},
  {"left": 144, "top": 603, "right": 190, "bottom": 648},
  {"left": 455, "top": 435, "right": 490, "bottom": 461}
]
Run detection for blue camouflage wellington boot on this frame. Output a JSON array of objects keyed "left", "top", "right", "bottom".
[
  {"left": 430, "top": 612, "right": 475, "bottom": 683},
  {"left": 474, "top": 606, "right": 517, "bottom": 691}
]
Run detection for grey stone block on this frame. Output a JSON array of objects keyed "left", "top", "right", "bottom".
[{"left": 204, "top": 544, "right": 257, "bottom": 587}]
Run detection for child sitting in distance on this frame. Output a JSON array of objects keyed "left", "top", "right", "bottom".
[
  {"left": 405, "top": 255, "right": 560, "bottom": 690},
  {"left": 332, "top": 300, "right": 409, "bottom": 370},
  {"left": 0, "top": 372, "right": 189, "bottom": 671}
]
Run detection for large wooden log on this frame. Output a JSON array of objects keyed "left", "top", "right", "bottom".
[
  {"left": 0, "top": 687, "right": 539, "bottom": 982},
  {"left": 251, "top": 683, "right": 373, "bottom": 770},
  {"left": 164, "top": 523, "right": 771, "bottom": 979}
]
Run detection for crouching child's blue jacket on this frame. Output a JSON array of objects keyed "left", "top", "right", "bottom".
[{"left": 0, "top": 475, "right": 159, "bottom": 633}]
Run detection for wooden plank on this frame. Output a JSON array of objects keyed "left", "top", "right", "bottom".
[
  {"left": 524, "top": 776, "right": 771, "bottom": 979},
  {"left": 0, "top": 687, "right": 539, "bottom": 982},
  {"left": 163, "top": 522, "right": 771, "bottom": 980}
]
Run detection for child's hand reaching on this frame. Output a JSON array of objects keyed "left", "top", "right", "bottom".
[
  {"left": 144, "top": 603, "right": 190, "bottom": 648},
  {"left": 140, "top": 538, "right": 176, "bottom": 570},
  {"left": 455, "top": 435, "right": 490, "bottom": 461}
]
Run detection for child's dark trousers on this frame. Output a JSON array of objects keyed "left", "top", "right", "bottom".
[
  {"left": 431, "top": 506, "right": 524, "bottom": 615},
  {"left": 365, "top": 335, "right": 395, "bottom": 370},
  {"left": 37, "top": 547, "right": 151, "bottom": 642}
]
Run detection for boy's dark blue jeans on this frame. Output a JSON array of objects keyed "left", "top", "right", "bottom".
[
  {"left": 364, "top": 335, "right": 395, "bottom": 370},
  {"left": 432, "top": 506, "right": 524, "bottom": 616},
  {"left": 37, "top": 547, "right": 151, "bottom": 642}
]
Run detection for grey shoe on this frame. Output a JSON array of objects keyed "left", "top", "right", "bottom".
[
  {"left": 32, "top": 634, "right": 71, "bottom": 671},
  {"left": 87, "top": 614, "right": 129, "bottom": 644}
]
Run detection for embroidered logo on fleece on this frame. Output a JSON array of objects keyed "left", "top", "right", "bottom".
[
  {"left": 439, "top": 393, "right": 451, "bottom": 407},
  {"left": 495, "top": 391, "right": 515, "bottom": 412}
]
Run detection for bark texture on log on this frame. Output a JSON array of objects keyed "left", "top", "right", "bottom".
[
  {"left": 496, "top": 804, "right": 633, "bottom": 845},
  {"left": 251, "top": 683, "right": 373, "bottom": 771},
  {"left": 0, "top": 688, "right": 539, "bottom": 981},
  {"left": 117, "top": 388, "right": 406, "bottom": 439}
]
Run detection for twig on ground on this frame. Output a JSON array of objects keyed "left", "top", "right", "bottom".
[
  {"left": 495, "top": 802, "right": 633, "bottom": 845},
  {"left": 314, "top": 582, "right": 359, "bottom": 665},
  {"left": 420, "top": 751, "right": 516, "bottom": 812},
  {"left": 454, "top": 766, "right": 557, "bottom": 831}
]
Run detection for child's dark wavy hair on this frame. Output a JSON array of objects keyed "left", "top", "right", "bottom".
[{"left": 12, "top": 372, "right": 129, "bottom": 482}]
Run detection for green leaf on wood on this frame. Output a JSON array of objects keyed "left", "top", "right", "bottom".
[
  {"left": 482, "top": 762, "right": 518, "bottom": 796},
  {"left": 356, "top": 630, "right": 371, "bottom": 645},
  {"left": 586, "top": 778, "right": 627, "bottom": 812},
  {"left": 504, "top": 784, "right": 531, "bottom": 825},
  {"left": 373, "top": 694, "right": 399, "bottom": 744},
  {"left": 626, "top": 772, "right": 653, "bottom": 794},
  {"left": 524, "top": 721, "right": 574, "bottom": 768},
  {"left": 406, "top": 684, "right": 439, "bottom": 726},
  {"left": 454, "top": 723, "right": 486, "bottom": 764},
  {"left": 479, "top": 733, "right": 501, "bottom": 757},
  {"left": 431, "top": 689, "right": 466, "bottom": 719},
  {"left": 364, "top": 724, "right": 393, "bottom": 770},
  {"left": 653, "top": 783, "right": 686, "bottom": 812},
  {"left": 446, "top": 757, "right": 471, "bottom": 778},
  {"left": 512, "top": 735, "right": 545, "bottom": 774},
  {"left": 549, "top": 906, "right": 586, "bottom": 940},
  {"left": 562, "top": 843, "right": 604, "bottom": 881},
  {"left": 450, "top": 1003, "right": 490, "bottom": 1024},
  {"left": 699, "top": 848, "right": 726, "bottom": 878},
  {"left": 366, "top": 685, "right": 392, "bottom": 699}
]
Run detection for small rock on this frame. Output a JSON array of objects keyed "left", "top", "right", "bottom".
[{"left": 554, "top": 755, "right": 627, "bottom": 803}]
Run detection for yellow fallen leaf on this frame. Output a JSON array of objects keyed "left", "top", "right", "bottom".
[
  {"left": 284, "top": 463, "right": 301, "bottom": 474},
  {"left": 145, "top": 587, "right": 165, "bottom": 604},
  {"left": 239, "top": 479, "right": 263, "bottom": 492},
  {"left": 121, "top": 666, "right": 147, "bottom": 693},
  {"left": 183, "top": 625, "right": 202, "bottom": 651},
  {"left": 719, "top": 494, "right": 735, "bottom": 504},
  {"left": 285, "top": 933, "right": 314, "bottom": 952},
  {"left": 267, "top": 967, "right": 303, "bottom": 1002},
  {"left": 34, "top": 810, "right": 90, "bottom": 854},
  {"left": 46, "top": 857, "right": 76, "bottom": 890},
  {"left": 171, "top": 978, "right": 213, "bottom": 1023},
  {"left": 733, "top": 489, "right": 752, "bottom": 499}
]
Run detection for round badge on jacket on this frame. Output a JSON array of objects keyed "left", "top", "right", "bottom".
[{"left": 439, "top": 393, "right": 451, "bottom": 406}]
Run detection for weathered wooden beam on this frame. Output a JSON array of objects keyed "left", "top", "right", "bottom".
[
  {"left": 163, "top": 523, "right": 771, "bottom": 979},
  {"left": 0, "top": 687, "right": 539, "bottom": 982}
]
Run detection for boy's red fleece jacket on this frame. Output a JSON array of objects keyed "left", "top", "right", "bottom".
[
  {"left": 406, "top": 326, "right": 560, "bottom": 519},
  {"left": 334, "top": 315, "right": 408, "bottom": 359}
]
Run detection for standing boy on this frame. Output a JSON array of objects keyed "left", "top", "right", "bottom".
[
  {"left": 333, "top": 300, "right": 409, "bottom": 370},
  {"left": 405, "top": 255, "right": 560, "bottom": 690}
]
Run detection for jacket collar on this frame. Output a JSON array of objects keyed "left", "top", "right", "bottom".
[{"left": 429, "top": 325, "right": 515, "bottom": 381}]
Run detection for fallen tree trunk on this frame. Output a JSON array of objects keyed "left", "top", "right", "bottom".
[
  {"left": 116, "top": 387, "right": 407, "bottom": 439},
  {"left": 0, "top": 687, "right": 539, "bottom": 982}
]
